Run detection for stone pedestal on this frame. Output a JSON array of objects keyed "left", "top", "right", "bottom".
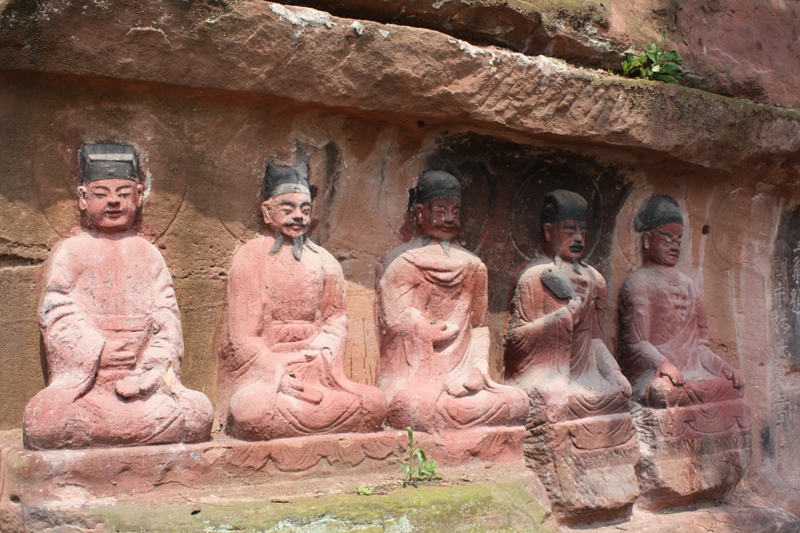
[
  {"left": 632, "top": 400, "right": 752, "bottom": 511},
  {"left": 0, "top": 426, "right": 524, "bottom": 507},
  {"left": 525, "top": 412, "right": 641, "bottom": 525}
]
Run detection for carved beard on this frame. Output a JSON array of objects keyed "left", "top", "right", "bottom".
[{"left": 269, "top": 231, "right": 307, "bottom": 261}]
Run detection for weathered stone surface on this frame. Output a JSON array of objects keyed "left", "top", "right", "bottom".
[
  {"left": 0, "top": 1, "right": 799, "bottom": 172},
  {"left": 0, "top": 427, "right": 523, "bottom": 509}
]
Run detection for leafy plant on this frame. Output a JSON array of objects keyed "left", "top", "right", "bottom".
[
  {"left": 621, "top": 43, "right": 683, "bottom": 83},
  {"left": 399, "top": 426, "right": 439, "bottom": 486},
  {"left": 354, "top": 486, "right": 373, "bottom": 496}
]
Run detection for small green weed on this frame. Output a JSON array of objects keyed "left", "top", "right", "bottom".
[
  {"left": 621, "top": 41, "right": 683, "bottom": 83},
  {"left": 354, "top": 486, "right": 372, "bottom": 496},
  {"left": 399, "top": 427, "right": 440, "bottom": 486}
]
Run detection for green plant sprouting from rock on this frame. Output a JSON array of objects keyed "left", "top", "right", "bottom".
[
  {"left": 621, "top": 42, "right": 683, "bottom": 83},
  {"left": 400, "top": 427, "right": 439, "bottom": 486}
]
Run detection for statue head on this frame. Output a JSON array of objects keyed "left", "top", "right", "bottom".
[
  {"left": 260, "top": 161, "right": 315, "bottom": 240},
  {"left": 409, "top": 170, "right": 462, "bottom": 242},
  {"left": 540, "top": 189, "right": 588, "bottom": 261},
  {"left": 78, "top": 144, "right": 143, "bottom": 234},
  {"left": 635, "top": 195, "right": 684, "bottom": 267}
]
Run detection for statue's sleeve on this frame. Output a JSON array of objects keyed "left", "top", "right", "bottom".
[
  {"left": 694, "top": 289, "right": 728, "bottom": 376},
  {"left": 504, "top": 268, "right": 572, "bottom": 374},
  {"left": 309, "top": 251, "right": 348, "bottom": 363},
  {"left": 618, "top": 276, "right": 667, "bottom": 380},
  {"left": 379, "top": 256, "right": 428, "bottom": 337},
  {"left": 591, "top": 271, "right": 623, "bottom": 377},
  {"left": 38, "top": 241, "right": 103, "bottom": 394},
  {"left": 140, "top": 246, "right": 184, "bottom": 375},
  {"left": 467, "top": 261, "right": 491, "bottom": 372},
  {"left": 223, "top": 245, "right": 272, "bottom": 372}
]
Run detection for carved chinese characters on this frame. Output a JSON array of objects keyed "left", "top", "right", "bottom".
[
  {"left": 377, "top": 171, "right": 528, "bottom": 433},
  {"left": 23, "top": 144, "right": 214, "bottom": 450},
  {"left": 217, "top": 162, "right": 387, "bottom": 440},
  {"left": 504, "top": 189, "right": 639, "bottom": 524},
  {"left": 618, "top": 195, "right": 751, "bottom": 509}
]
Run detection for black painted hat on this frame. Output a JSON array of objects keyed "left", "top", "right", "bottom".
[
  {"left": 407, "top": 170, "right": 461, "bottom": 210},
  {"left": 264, "top": 161, "right": 312, "bottom": 199},
  {"left": 80, "top": 144, "right": 139, "bottom": 183},
  {"left": 635, "top": 195, "right": 683, "bottom": 232},
  {"left": 541, "top": 189, "right": 587, "bottom": 225}
]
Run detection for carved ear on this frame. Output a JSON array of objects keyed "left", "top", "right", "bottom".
[
  {"left": 414, "top": 203, "right": 424, "bottom": 218},
  {"left": 136, "top": 184, "right": 144, "bottom": 208},
  {"left": 77, "top": 186, "right": 88, "bottom": 210},
  {"left": 542, "top": 222, "right": 553, "bottom": 243},
  {"left": 260, "top": 199, "right": 273, "bottom": 225}
]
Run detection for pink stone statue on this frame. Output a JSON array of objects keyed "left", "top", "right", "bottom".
[
  {"left": 504, "top": 190, "right": 633, "bottom": 438},
  {"left": 23, "top": 144, "right": 213, "bottom": 450},
  {"left": 618, "top": 195, "right": 746, "bottom": 421},
  {"left": 503, "top": 189, "right": 639, "bottom": 522},
  {"left": 377, "top": 170, "right": 528, "bottom": 433},
  {"left": 217, "top": 162, "right": 387, "bottom": 441}
]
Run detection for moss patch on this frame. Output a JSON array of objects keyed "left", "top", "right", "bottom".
[{"left": 95, "top": 480, "right": 555, "bottom": 533}]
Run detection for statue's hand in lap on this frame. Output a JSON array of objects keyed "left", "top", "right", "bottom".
[
  {"left": 444, "top": 368, "right": 489, "bottom": 398},
  {"left": 657, "top": 360, "right": 685, "bottom": 386},
  {"left": 424, "top": 321, "right": 459, "bottom": 348},
  {"left": 723, "top": 365, "right": 745, "bottom": 389},
  {"left": 116, "top": 368, "right": 161, "bottom": 399}
]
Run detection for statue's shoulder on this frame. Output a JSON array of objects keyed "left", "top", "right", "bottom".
[
  {"left": 516, "top": 257, "right": 552, "bottom": 286},
  {"left": 232, "top": 235, "right": 266, "bottom": 261},
  {"left": 313, "top": 242, "right": 344, "bottom": 276},
  {"left": 378, "top": 240, "right": 419, "bottom": 277}
]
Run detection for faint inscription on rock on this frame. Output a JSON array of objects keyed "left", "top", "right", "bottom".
[{"left": 774, "top": 205, "right": 800, "bottom": 364}]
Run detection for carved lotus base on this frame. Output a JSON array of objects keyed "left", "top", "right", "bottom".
[
  {"left": 632, "top": 400, "right": 752, "bottom": 511},
  {"left": 524, "top": 412, "right": 641, "bottom": 525},
  {"left": 0, "top": 426, "right": 524, "bottom": 507}
]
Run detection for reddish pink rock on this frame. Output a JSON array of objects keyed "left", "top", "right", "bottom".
[
  {"left": 504, "top": 189, "right": 639, "bottom": 524},
  {"left": 23, "top": 144, "right": 213, "bottom": 450},
  {"left": 618, "top": 195, "right": 751, "bottom": 509},
  {"left": 377, "top": 170, "right": 528, "bottom": 433},
  {"left": 217, "top": 162, "right": 387, "bottom": 440}
]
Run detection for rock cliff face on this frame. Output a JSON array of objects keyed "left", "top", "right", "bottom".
[{"left": 1, "top": 0, "right": 800, "bottom": 525}]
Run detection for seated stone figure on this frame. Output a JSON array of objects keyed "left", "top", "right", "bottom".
[
  {"left": 617, "top": 195, "right": 750, "bottom": 510},
  {"left": 505, "top": 190, "right": 632, "bottom": 432},
  {"left": 503, "top": 189, "right": 639, "bottom": 523},
  {"left": 23, "top": 144, "right": 213, "bottom": 450},
  {"left": 217, "top": 162, "right": 387, "bottom": 441},
  {"left": 376, "top": 170, "right": 528, "bottom": 433},
  {"left": 618, "top": 195, "right": 747, "bottom": 429}
]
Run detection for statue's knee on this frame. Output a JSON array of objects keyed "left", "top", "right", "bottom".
[
  {"left": 228, "top": 382, "right": 276, "bottom": 435},
  {"left": 647, "top": 377, "right": 676, "bottom": 408},
  {"left": 23, "top": 388, "right": 86, "bottom": 449},
  {"left": 178, "top": 389, "right": 214, "bottom": 442}
]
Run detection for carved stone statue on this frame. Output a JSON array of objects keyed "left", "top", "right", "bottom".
[
  {"left": 217, "top": 162, "right": 387, "bottom": 441},
  {"left": 617, "top": 195, "right": 751, "bottom": 510},
  {"left": 376, "top": 170, "right": 528, "bottom": 433},
  {"left": 503, "top": 189, "right": 639, "bottom": 524},
  {"left": 618, "top": 195, "right": 746, "bottom": 409},
  {"left": 23, "top": 144, "right": 214, "bottom": 450}
]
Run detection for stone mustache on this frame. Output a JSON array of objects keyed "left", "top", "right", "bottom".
[{"left": 23, "top": 144, "right": 214, "bottom": 450}]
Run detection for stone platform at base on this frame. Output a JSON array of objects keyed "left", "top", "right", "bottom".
[
  {"left": 632, "top": 403, "right": 752, "bottom": 511},
  {"left": 0, "top": 426, "right": 524, "bottom": 507}
]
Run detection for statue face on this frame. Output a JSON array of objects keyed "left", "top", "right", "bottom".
[
  {"left": 78, "top": 178, "right": 143, "bottom": 233},
  {"left": 544, "top": 219, "right": 587, "bottom": 261},
  {"left": 415, "top": 195, "right": 461, "bottom": 241},
  {"left": 645, "top": 222, "right": 683, "bottom": 266},
  {"left": 261, "top": 192, "right": 313, "bottom": 239}
]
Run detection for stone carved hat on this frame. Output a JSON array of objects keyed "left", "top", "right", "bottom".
[
  {"left": 263, "top": 161, "right": 316, "bottom": 199},
  {"left": 541, "top": 189, "right": 588, "bottom": 225},
  {"left": 635, "top": 195, "right": 683, "bottom": 232},
  {"left": 407, "top": 170, "right": 462, "bottom": 210},
  {"left": 80, "top": 144, "right": 139, "bottom": 184}
]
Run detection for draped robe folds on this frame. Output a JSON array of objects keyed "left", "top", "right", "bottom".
[
  {"left": 504, "top": 258, "right": 632, "bottom": 430},
  {"left": 618, "top": 265, "right": 745, "bottom": 408},
  {"left": 377, "top": 239, "right": 528, "bottom": 432},
  {"left": 23, "top": 232, "right": 213, "bottom": 450},
  {"left": 217, "top": 235, "right": 387, "bottom": 441}
]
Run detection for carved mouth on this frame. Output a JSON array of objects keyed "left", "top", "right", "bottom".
[{"left": 569, "top": 244, "right": 584, "bottom": 253}]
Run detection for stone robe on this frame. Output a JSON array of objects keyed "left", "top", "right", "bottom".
[
  {"left": 504, "top": 258, "right": 633, "bottom": 448},
  {"left": 217, "top": 235, "right": 387, "bottom": 441},
  {"left": 618, "top": 264, "right": 745, "bottom": 413},
  {"left": 23, "top": 231, "right": 213, "bottom": 450},
  {"left": 377, "top": 238, "right": 528, "bottom": 432}
]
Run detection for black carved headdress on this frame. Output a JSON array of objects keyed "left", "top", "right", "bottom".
[
  {"left": 263, "top": 161, "right": 316, "bottom": 199},
  {"left": 634, "top": 195, "right": 683, "bottom": 232},
  {"left": 80, "top": 144, "right": 139, "bottom": 184},
  {"left": 407, "top": 170, "right": 462, "bottom": 211},
  {"left": 541, "top": 189, "right": 587, "bottom": 226}
]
